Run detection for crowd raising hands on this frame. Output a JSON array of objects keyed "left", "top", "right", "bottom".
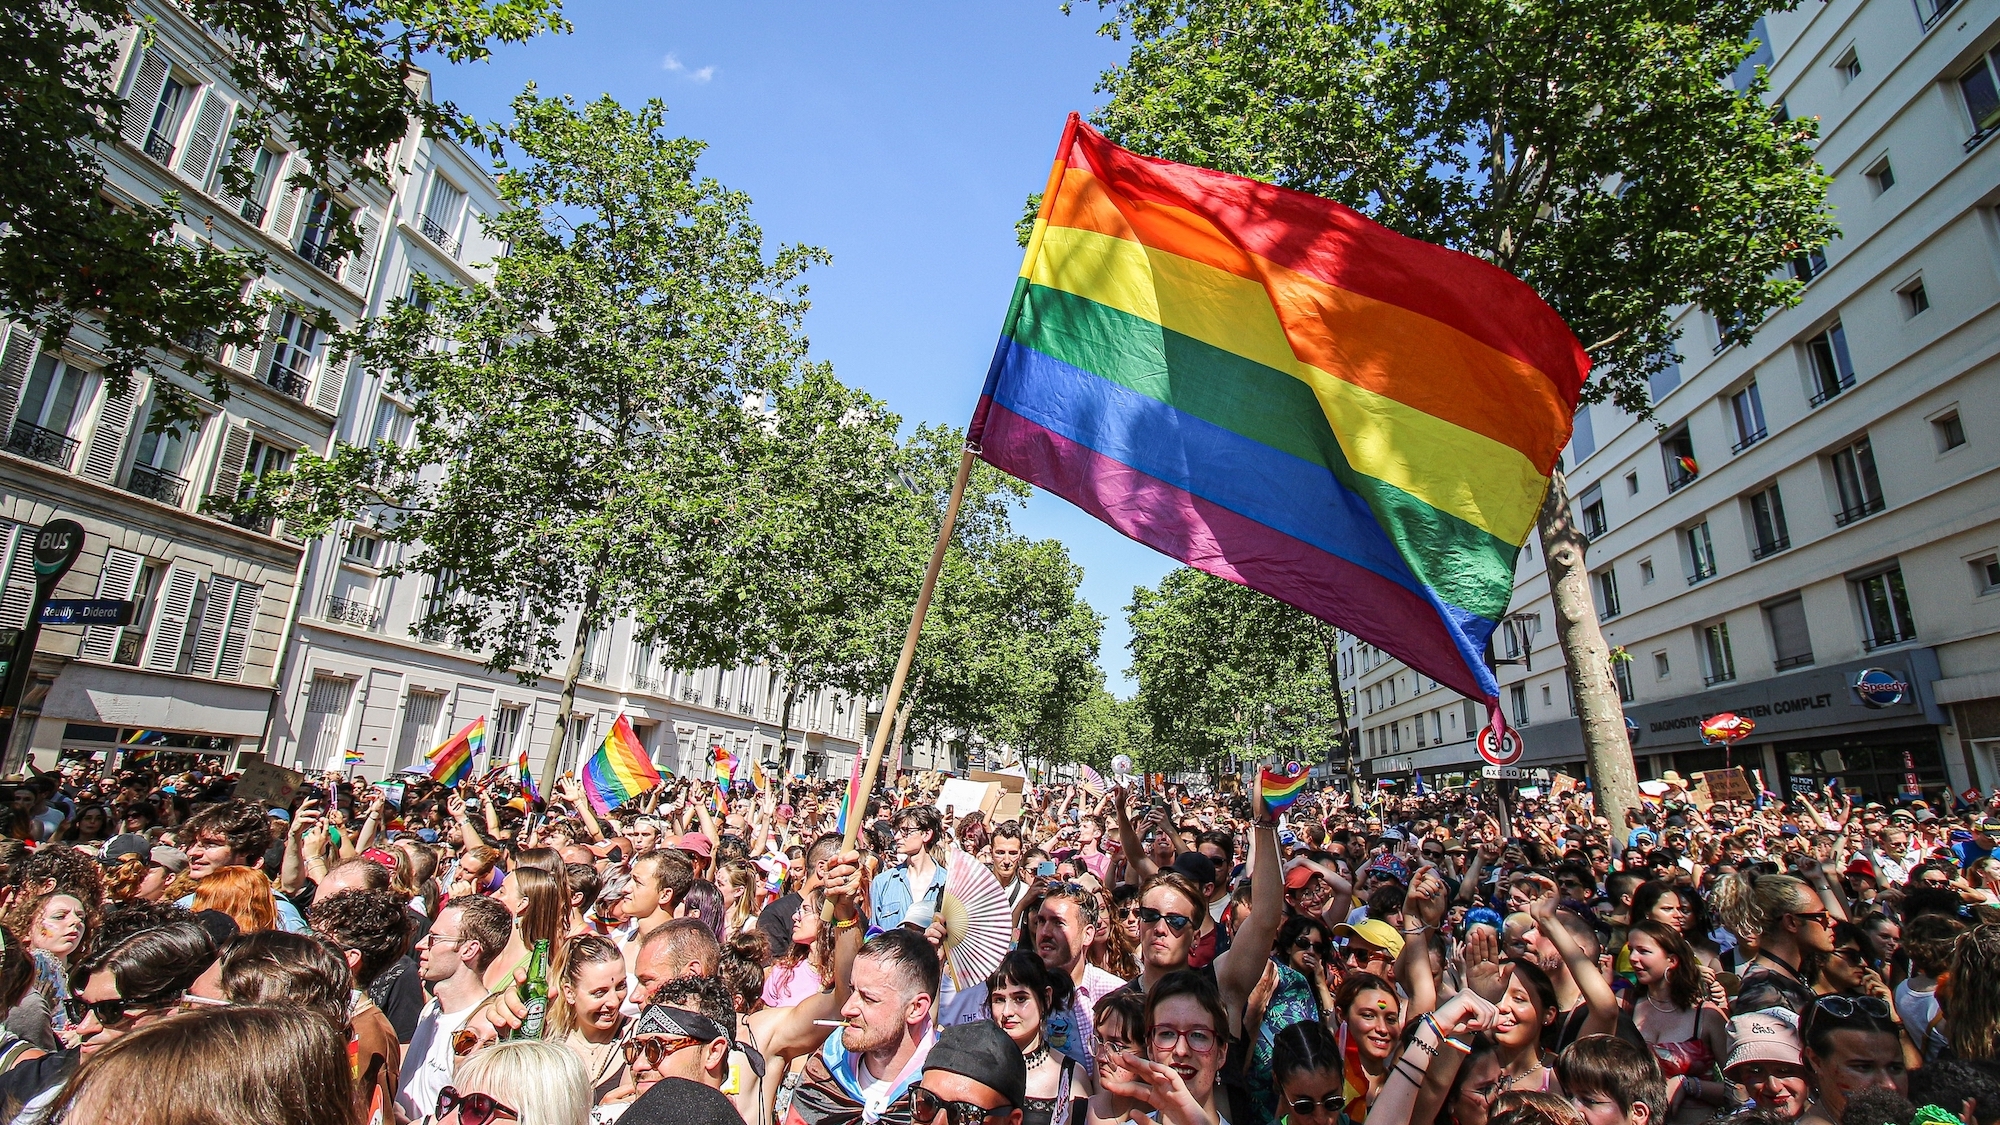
[{"left": 5, "top": 758, "right": 2000, "bottom": 1125}]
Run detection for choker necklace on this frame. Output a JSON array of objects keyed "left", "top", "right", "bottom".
[{"left": 1023, "top": 1041, "right": 1051, "bottom": 1069}]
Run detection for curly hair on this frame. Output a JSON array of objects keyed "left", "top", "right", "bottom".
[
  {"left": 306, "top": 890, "right": 409, "bottom": 988},
  {"left": 1710, "top": 869, "right": 1817, "bottom": 942},
  {"left": 21, "top": 845, "right": 105, "bottom": 907},
  {"left": 179, "top": 801, "right": 272, "bottom": 866}
]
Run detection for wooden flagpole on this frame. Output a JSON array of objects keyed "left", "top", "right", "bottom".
[{"left": 826, "top": 446, "right": 977, "bottom": 905}]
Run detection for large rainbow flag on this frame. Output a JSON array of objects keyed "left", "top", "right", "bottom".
[
  {"left": 427, "top": 717, "right": 485, "bottom": 787},
  {"left": 582, "top": 714, "right": 661, "bottom": 815},
  {"left": 972, "top": 117, "right": 1586, "bottom": 703}
]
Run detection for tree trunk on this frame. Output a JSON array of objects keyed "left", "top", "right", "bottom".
[
  {"left": 888, "top": 692, "right": 914, "bottom": 779},
  {"left": 539, "top": 579, "right": 603, "bottom": 788},
  {"left": 775, "top": 681, "right": 798, "bottom": 785},
  {"left": 1536, "top": 468, "right": 1640, "bottom": 841}
]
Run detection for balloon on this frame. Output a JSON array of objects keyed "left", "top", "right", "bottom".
[{"left": 1111, "top": 754, "right": 1133, "bottom": 777}]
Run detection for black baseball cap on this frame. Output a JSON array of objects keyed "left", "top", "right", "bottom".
[{"left": 925, "top": 1022, "right": 1027, "bottom": 1108}]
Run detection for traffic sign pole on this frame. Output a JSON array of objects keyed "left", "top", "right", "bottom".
[{"left": 0, "top": 519, "right": 86, "bottom": 769}]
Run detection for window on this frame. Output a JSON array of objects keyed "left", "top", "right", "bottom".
[
  {"left": 144, "top": 74, "right": 191, "bottom": 164},
  {"left": 1541, "top": 684, "right": 1552, "bottom": 707},
  {"left": 237, "top": 146, "right": 280, "bottom": 226},
  {"left": 1919, "top": 0, "right": 1962, "bottom": 31},
  {"left": 1975, "top": 555, "right": 2000, "bottom": 596},
  {"left": 1901, "top": 278, "right": 1930, "bottom": 317},
  {"left": 1866, "top": 157, "right": 1895, "bottom": 195},
  {"left": 1934, "top": 411, "right": 1965, "bottom": 452},
  {"left": 1626, "top": 471, "right": 1640, "bottom": 496},
  {"left": 267, "top": 311, "right": 318, "bottom": 399},
  {"left": 1663, "top": 426, "right": 1697, "bottom": 491},
  {"left": 1730, "top": 383, "right": 1767, "bottom": 452},
  {"left": 1790, "top": 248, "right": 1828, "bottom": 283},
  {"left": 491, "top": 705, "right": 523, "bottom": 762},
  {"left": 1595, "top": 568, "right": 1622, "bottom": 619},
  {"left": 1713, "top": 309, "right": 1749, "bottom": 354},
  {"left": 1649, "top": 359, "right": 1682, "bottom": 403},
  {"left": 1580, "top": 486, "right": 1608, "bottom": 539},
  {"left": 296, "top": 191, "right": 348, "bottom": 271},
  {"left": 1613, "top": 658, "right": 1636, "bottom": 703},
  {"left": 1803, "top": 321, "right": 1855, "bottom": 406},
  {"left": 369, "top": 396, "right": 412, "bottom": 447},
  {"left": 1766, "top": 595, "right": 1814, "bottom": 670},
  {"left": 1831, "top": 437, "right": 1885, "bottom": 525},
  {"left": 1686, "top": 521, "right": 1718, "bottom": 584},
  {"left": 8, "top": 356, "right": 93, "bottom": 469},
  {"left": 1391, "top": 723, "right": 1401, "bottom": 752},
  {"left": 418, "top": 568, "right": 460, "bottom": 640},
  {"left": 1431, "top": 711, "right": 1442, "bottom": 743},
  {"left": 423, "top": 176, "right": 469, "bottom": 256},
  {"left": 1748, "top": 485, "right": 1790, "bottom": 558},
  {"left": 343, "top": 530, "right": 380, "bottom": 565},
  {"left": 1640, "top": 557, "right": 1656, "bottom": 585},
  {"left": 1510, "top": 684, "right": 1529, "bottom": 726},
  {"left": 1856, "top": 566, "right": 1917, "bottom": 648},
  {"left": 1958, "top": 46, "right": 2000, "bottom": 146},
  {"left": 1833, "top": 47, "right": 1861, "bottom": 86},
  {"left": 1702, "top": 621, "right": 1738, "bottom": 685},
  {"left": 1570, "top": 405, "right": 1596, "bottom": 462},
  {"left": 1654, "top": 651, "right": 1671, "bottom": 679}
]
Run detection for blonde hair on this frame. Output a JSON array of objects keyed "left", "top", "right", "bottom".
[
  {"left": 547, "top": 934, "right": 623, "bottom": 1038},
  {"left": 1710, "top": 869, "right": 1815, "bottom": 941},
  {"left": 454, "top": 1039, "right": 590, "bottom": 1125},
  {"left": 719, "top": 860, "right": 759, "bottom": 937}
]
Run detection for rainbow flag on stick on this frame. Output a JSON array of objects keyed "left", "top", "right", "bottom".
[
  {"left": 1260, "top": 767, "right": 1309, "bottom": 814},
  {"left": 972, "top": 117, "right": 1586, "bottom": 704},
  {"left": 516, "top": 740, "right": 540, "bottom": 806},
  {"left": 427, "top": 717, "right": 485, "bottom": 787},
  {"left": 835, "top": 749, "right": 865, "bottom": 835},
  {"left": 581, "top": 714, "right": 661, "bottom": 815}
]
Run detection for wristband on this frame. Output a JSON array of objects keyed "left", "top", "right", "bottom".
[{"left": 832, "top": 915, "right": 860, "bottom": 930}]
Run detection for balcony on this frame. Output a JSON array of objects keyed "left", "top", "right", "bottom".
[
  {"left": 680, "top": 687, "right": 701, "bottom": 704},
  {"left": 177, "top": 327, "right": 222, "bottom": 361},
  {"left": 1969, "top": 124, "right": 1998, "bottom": 154},
  {"left": 7, "top": 420, "right": 79, "bottom": 470},
  {"left": 1750, "top": 535, "right": 1791, "bottom": 560},
  {"left": 143, "top": 130, "right": 176, "bottom": 165},
  {"left": 113, "top": 629, "right": 146, "bottom": 666},
  {"left": 738, "top": 701, "right": 756, "bottom": 715},
  {"left": 1731, "top": 427, "right": 1767, "bottom": 454},
  {"left": 238, "top": 198, "right": 267, "bottom": 226},
  {"left": 229, "top": 510, "right": 274, "bottom": 535},
  {"left": 1863, "top": 628, "right": 1917, "bottom": 651},
  {"left": 1833, "top": 496, "right": 1885, "bottom": 527},
  {"left": 1774, "top": 652, "right": 1815, "bottom": 671},
  {"left": 126, "top": 463, "right": 189, "bottom": 507},
  {"left": 1666, "top": 468, "right": 1697, "bottom": 493},
  {"left": 580, "top": 661, "right": 608, "bottom": 682},
  {"left": 1808, "top": 375, "right": 1855, "bottom": 407},
  {"left": 265, "top": 364, "right": 311, "bottom": 402},
  {"left": 1687, "top": 564, "right": 1718, "bottom": 586},
  {"left": 632, "top": 672, "right": 664, "bottom": 693},
  {"left": 323, "top": 596, "right": 380, "bottom": 630},
  {"left": 1703, "top": 669, "right": 1738, "bottom": 687},
  {"left": 297, "top": 241, "right": 343, "bottom": 276},
  {"left": 420, "top": 214, "right": 461, "bottom": 258}
]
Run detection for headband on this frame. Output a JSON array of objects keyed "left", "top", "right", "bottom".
[{"left": 633, "top": 1004, "right": 767, "bottom": 1079}]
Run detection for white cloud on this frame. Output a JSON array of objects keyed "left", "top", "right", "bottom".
[{"left": 660, "top": 53, "right": 716, "bottom": 83}]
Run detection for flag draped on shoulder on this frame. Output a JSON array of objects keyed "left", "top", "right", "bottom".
[{"left": 971, "top": 115, "right": 1587, "bottom": 703}]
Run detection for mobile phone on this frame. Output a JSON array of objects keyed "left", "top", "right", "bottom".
[{"left": 1036, "top": 861, "right": 1057, "bottom": 877}]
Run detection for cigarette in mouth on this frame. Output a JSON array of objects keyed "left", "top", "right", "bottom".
[{"left": 813, "top": 1020, "right": 848, "bottom": 1027}]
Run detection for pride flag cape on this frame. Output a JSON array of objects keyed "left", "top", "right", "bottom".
[
  {"left": 972, "top": 117, "right": 1587, "bottom": 702},
  {"left": 582, "top": 714, "right": 661, "bottom": 815},
  {"left": 1260, "top": 767, "right": 1309, "bottom": 813},
  {"left": 427, "top": 717, "right": 485, "bottom": 787}
]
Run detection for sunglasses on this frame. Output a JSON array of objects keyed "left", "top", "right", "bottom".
[
  {"left": 623, "top": 1034, "right": 706, "bottom": 1067},
  {"left": 1813, "top": 995, "right": 1891, "bottom": 1019},
  {"left": 1291, "top": 937, "right": 1334, "bottom": 955},
  {"left": 1831, "top": 947, "right": 1869, "bottom": 966},
  {"left": 1135, "top": 907, "right": 1194, "bottom": 932},
  {"left": 437, "top": 1086, "right": 519, "bottom": 1125},
  {"left": 1286, "top": 1094, "right": 1349, "bottom": 1118},
  {"left": 910, "top": 1087, "right": 1012, "bottom": 1125},
  {"left": 64, "top": 995, "right": 167, "bottom": 1027}
]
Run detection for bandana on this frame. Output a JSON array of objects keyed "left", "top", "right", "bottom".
[
  {"left": 633, "top": 1005, "right": 766, "bottom": 1079},
  {"left": 1364, "top": 855, "right": 1410, "bottom": 884}
]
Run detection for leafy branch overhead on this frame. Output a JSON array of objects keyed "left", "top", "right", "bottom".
[{"left": 1082, "top": 0, "right": 1836, "bottom": 417}]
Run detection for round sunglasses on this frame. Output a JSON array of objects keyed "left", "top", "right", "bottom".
[{"left": 436, "top": 1086, "right": 519, "bottom": 1125}]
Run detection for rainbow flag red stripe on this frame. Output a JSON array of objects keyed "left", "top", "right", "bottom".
[
  {"left": 427, "top": 717, "right": 484, "bottom": 787},
  {"left": 1259, "top": 767, "right": 1309, "bottom": 812},
  {"left": 582, "top": 714, "right": 661, "bottom": 815},
  {"left": 971, "top": 117, "right": 1586, "bottom": 702}
]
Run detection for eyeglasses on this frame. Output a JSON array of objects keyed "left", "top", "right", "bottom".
[
  {"left": 622, "top": 1034, "right": 707, "bottom": 1067},
  {"left": 1149, "top": 1026, "right": 1219, "bottom": 1054},
  {"left": 419, "top": 932, "right": 465, "bottom": 947},
  {"left": 1291, "top": 937, "right": 1333, "bottom": 954},
  {"left": 1286, "top": 1093, "right": 1349, "bottom": 1119},
  {"left": 1117, "top": 906, "right": 1140, "bottom": 919},
  {"left": 893, "top": 825, "right": 923, "bottom": 837},
  {"left": 910, "top": 1087, "right": 1013, "bottom": 1125},
  {"left": 1135, "top": 907, "right": 1193, "bottom": 933},
  {"left": 1813, "top": 995, "right": 1891, "bottom": 1019},
  {"left": 437, "top": 1086, "right": 519, "bottom": 1125},
  {"left": 1096, "top": 1037, "right": 1137, "bottom": 1057},
  {"left": 1831, "top": 947, "right": 1868, "bottom": 966}
]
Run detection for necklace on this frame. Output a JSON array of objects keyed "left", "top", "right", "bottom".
[
  {"left": 1023, "top": 1040, "right": 1051, "bottom": 1069},
  {"left": 1643, "top": 995, "right": 1679, "bottom": 1014}
]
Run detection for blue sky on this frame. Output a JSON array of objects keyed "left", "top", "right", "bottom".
[{"left": 432, "top": 2, "right": 1175, "bottom": 693}]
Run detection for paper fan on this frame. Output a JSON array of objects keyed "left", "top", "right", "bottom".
[
  {"left": 1079, "top": 765, "right": 1107, "bottom": 797},
  {"left": 938, "top": 850, "right": 1013, "bottom": 990}
]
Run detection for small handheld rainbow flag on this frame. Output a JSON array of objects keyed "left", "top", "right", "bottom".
[
  {"left": 516, "top": 739, "right": 540, "bottom": 805},
  {"left": 427, "top": 717, "right": 485, "bottom": 787},
  {"left": 343, "top": 745, "right": 364, "bottom": 767},
  {"left": 1259, "top": 765, "right": 1309, "bottom": 814},
  {"left": 582, "top": 714, "right": 661, "bottom": 815},
  {"left": 712, "top": 741, "right": 736, "bottom": 783},
  {"left": 835, "top": 748, "right": 865, "bottom": 835}
]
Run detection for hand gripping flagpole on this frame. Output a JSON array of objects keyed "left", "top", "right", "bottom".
[{"left": 824, "top": 444, "right": 977, "bottom": 919}]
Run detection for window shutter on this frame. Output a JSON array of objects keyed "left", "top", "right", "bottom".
[
  {"left": 0, "top": 323, "right": 40, "bottom": 436},
  {"left": 79, "top": 377, "right": 140, "bottom": 482},
  {"left": 345, "top": 209, "right": 381, "bottom": 291},
  {"left": 1765, "top": 596, "right": 1813, "bottom": 666},
  {"left": 267, "top": 158, "right": 304, "bottom": 243},
  {"left": 0, "top": 524, "right": 38, "bottom": 630},
  {"left": 119, "top": 50, "right": 168, "bottom": 149},
  {"left": 214, "top": 579, "right": 261, "bottom": 680},
  {"left": 208, "top": 423, "right": 251, "bottom": 503},
  {"left": 189, "top": 576, "right": 230, "bottom": 677},
  {"left": 311, "top": 355, "right": 347, "bottom": 416},
  {"left": 176, "top": 90, "right": 230, "bottom": 189},
  {"left": 79, "top": 548, "right": 145, "bottom": 663},
  {"left": 252, "top": 308, "right": 281, "bottom": 379},
  {"left": 228, "top": 302, "right": 274, "bottom": 374},
  {"left": 143, "top": 566, "right": 199, "bottom": 672}
]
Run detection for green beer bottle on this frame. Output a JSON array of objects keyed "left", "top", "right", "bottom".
[{"left": 515, "top": 938, "right": 551, "bottom": 1040}]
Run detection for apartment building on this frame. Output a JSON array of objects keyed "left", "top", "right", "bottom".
[
  {"left": 1343, "top": 0, "right": 2000, "bottom": 803},
  {"left": 0, "top": 1, "right": 392, "bottom": 770}
]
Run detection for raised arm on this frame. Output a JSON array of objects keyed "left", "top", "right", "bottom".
[
  {"left": 1525, "top": 876, "right": 1617, "bottom": 1037},
  {"left": 1212, "top": 820, "right": 1281, "bottom": 1037},
  {"left": 554, "top": 777, "right": 607, "bottom": 842},
  {"left": 1396, "top": 866, "right": 1449, "bottom": 1022},
  {"left": 761, "top": 851, "right": 870, "bottom": 1059},
  {"left": 1112, "top": 787, "right": 1160, "bottom": 885}
]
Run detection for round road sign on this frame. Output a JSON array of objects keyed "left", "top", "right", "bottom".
[{"left": 1478, "top": 725, "right": 1524, "bottom": 766}]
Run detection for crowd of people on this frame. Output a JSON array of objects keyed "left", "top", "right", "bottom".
[{"left": 0, "top": 754, "right": 1997, "bottom": 1125}]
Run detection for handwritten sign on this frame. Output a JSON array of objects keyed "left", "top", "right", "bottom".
[{"left": 1699, "top": 767, "right": 1752, "bottom": 804}]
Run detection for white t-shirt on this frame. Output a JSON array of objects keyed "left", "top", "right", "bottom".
[{"left": 396, "top": 997, "right": 477, "bottom": 1122}]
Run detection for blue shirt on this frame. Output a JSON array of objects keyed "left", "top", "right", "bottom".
[
  {"left": 868, "top": 860, "right": 946, "bottom": 934},
  {"left": 1954, "top": 840, "right": 1991, "bottom": 869}
]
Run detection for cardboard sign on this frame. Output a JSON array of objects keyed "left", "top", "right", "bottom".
[
  {"left": 1699, "top": 767, "right": 1752, "bottom": 804},
  {"left": 235, "top": 760, "right": 307, "bottom": 806}
]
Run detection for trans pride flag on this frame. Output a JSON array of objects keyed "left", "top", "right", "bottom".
[
  {"left": 972, "top": 117, "right": 1586, "bottom": 703},
  {"left": 582, "top": 714, "right": 661, "bottom": 815}
]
